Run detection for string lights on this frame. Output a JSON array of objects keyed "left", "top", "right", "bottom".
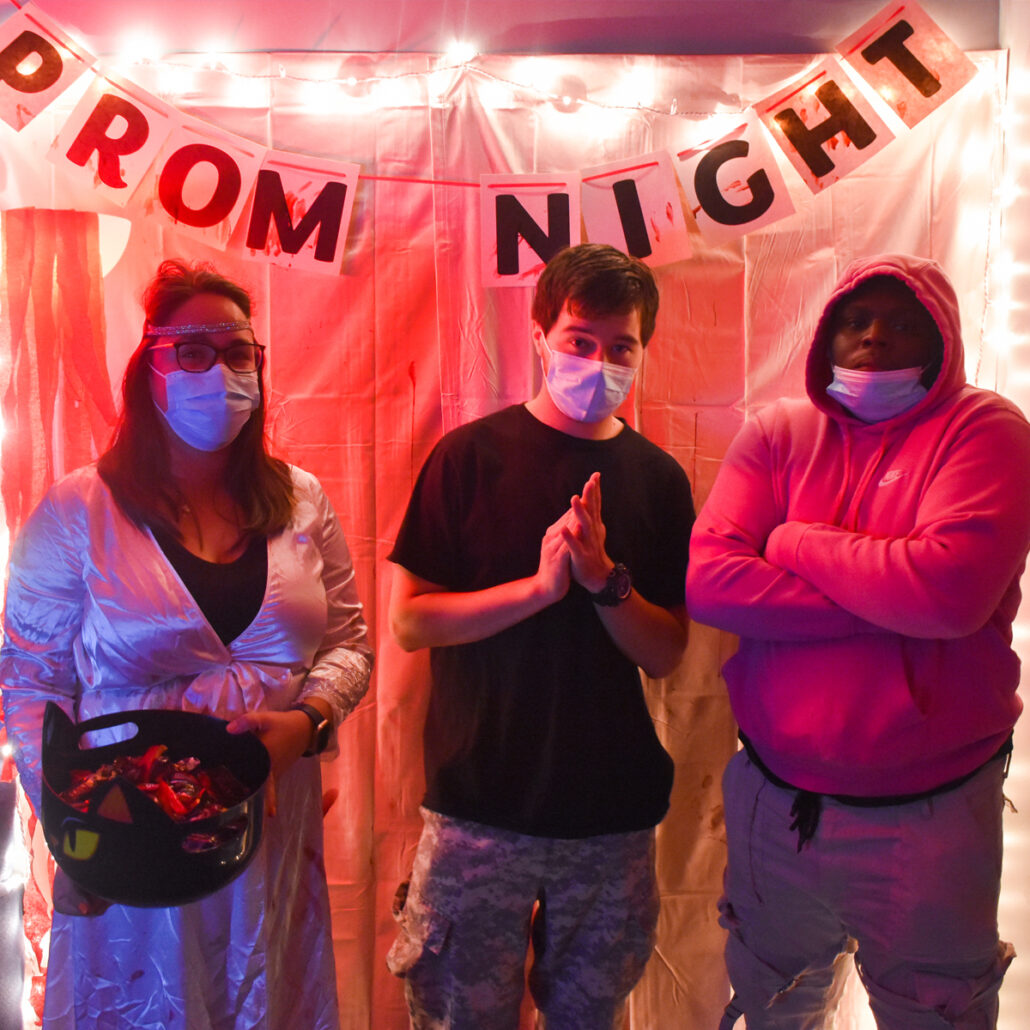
[{"left": 105, "top": 39, "right": 717, "bottom": 120}]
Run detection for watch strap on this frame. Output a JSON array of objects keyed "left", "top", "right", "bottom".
[
  {"left": 589, "top": 562, "right": 632, "bottom": 607},
  {"left": 293, "top": 702, "right": 332, "bottom": 756}
]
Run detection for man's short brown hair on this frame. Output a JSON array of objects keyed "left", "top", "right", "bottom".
[{"left": 531, "top": 244, "right": 660, "bottom": 344}]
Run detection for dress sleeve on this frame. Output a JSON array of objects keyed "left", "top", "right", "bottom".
[
  {"left": 686, "top": 413, "right": 878, "bottom": 641},
  {"left": 294, "top": 477, "right": 374, "bottom": 727},
  {"left": 0, "top": 486, "right": 86, "bottom": 812}
]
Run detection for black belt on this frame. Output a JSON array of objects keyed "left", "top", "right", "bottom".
[{"left": 739, "top": 731, "right": 1013, "bottom": 852}]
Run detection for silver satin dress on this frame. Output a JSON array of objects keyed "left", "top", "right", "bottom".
[{"left": 0, "top": 464, "right": 373, "bottom": 1030}]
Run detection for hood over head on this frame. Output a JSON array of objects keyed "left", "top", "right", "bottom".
[{"left": 806, "top": 254, "right": 965, "bottom": 423}]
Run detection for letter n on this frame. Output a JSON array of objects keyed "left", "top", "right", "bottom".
[{"left": 495, "top": 193, "right": 570, "bottom": 276}]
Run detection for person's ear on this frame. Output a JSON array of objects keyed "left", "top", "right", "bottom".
[{"left": 531, "top": 322, "right": 547, "bottom": 358}]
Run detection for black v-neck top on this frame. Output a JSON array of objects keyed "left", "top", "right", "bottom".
[{"left": 152, "top": 527, "right": 268, "bottom": 645}]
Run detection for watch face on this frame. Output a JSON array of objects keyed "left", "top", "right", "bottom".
[
  {"left": 296, "top": 703, "right": 332, "bottom": 755},
  {"left": 312, "top": 718, "right": 331, "bottom": 754},
  {"left": 594, "top": 563, "right": 631, "bottom": 606},
  {"left": 614, "top": 567, "right": 632, "bottom": 599}
]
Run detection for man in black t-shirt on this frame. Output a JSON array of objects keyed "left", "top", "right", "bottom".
[{"left": 386, "top": 244, "right": 694, "bottom": 1029}]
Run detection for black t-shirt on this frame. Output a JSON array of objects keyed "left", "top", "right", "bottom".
[{"left": 390, "top": 404, "right": 695, "bottom": 837}]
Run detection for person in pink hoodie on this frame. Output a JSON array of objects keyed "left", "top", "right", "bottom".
[{"left": 686, "top": 254, "right": 1030, "bottom": 1030}]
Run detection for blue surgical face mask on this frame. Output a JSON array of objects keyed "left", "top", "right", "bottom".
[
  {"left": 153, "top": 363, "right": 260, "bottom": 451},
  {"left": 826, "top": 365, "right": 927, "bottom": 423},
  {"left": 542, "top": 343, "right": 637, "bottom": 422}
]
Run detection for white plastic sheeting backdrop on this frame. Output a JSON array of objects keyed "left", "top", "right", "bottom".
[{"left": 0, "top": 46, "right": 1013, "bottom": 1029}]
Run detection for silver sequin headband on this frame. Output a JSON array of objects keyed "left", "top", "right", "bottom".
[{"left": 145, "top": 319, "right": 252, "bottom": 336}]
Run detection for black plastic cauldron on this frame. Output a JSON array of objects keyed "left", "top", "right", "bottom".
[{"left": 41, "top": 702, "right": 270, "bottom": 908}]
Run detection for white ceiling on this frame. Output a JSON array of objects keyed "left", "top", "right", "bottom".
[{"left": 11, "top": 0, "right": 1000, "bottom": 56}]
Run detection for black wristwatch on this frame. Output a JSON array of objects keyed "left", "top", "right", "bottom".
[
  {"left": 293, "top": 702, "right": 332, "bottom": 757},
  {"left": 589, "top": 562, "right": 632, "bottom": 607}
]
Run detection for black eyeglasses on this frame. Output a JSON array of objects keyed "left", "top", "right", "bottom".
[{"left": 148, "top": 339, "right": 265, "bottom": 374}]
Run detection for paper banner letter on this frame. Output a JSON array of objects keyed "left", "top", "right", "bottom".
[
  {"left": 676, "top": 118, "right": 794, "bottom": 247},
  {"left": 0, "top": 30, "right": 61, "bottom": 94},
  {"left": 697, "top": 143, "right": 773, "bottom": 223},
  {"left": 837, "top": 1, "right": 977, "bottom": 128},
  {"left": 242, "top": 152, "right": 361, "bottom": 274},
  {"left": 65, "top": 94, "right": 148, "bottom": 188},
  {"left": 496, "top": 196, "right": 569, "bottom": 271},
  {"left": 0, "top": 6, "right": 93, "bottom": 130},
  {"left": 481, "top": 173, "right": 581, "bottom": 287},
  {"left": 151, "top": 121, "right": 264, "bottom": 249},
  {"left": 581, "top": 151, "right": 690, "bottom": 268},
  {"left": 614, "top": 181, "right": 650, "bottom": 257},
  {"left": 758, "top": 57, "right": 894, "bottom": 193},
  {"left": 52, "top": 74, "right": 175, "bottom": 206},
  {"left": 161, "top": 145, "right": 241, "bottom": 224}
]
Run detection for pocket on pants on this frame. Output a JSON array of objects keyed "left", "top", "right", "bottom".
[
  {"left": 862, "top": 940, "right": 1014, "bottom": 1027},
  {"left": 721, "top": 750, "right": 768, "bottom": 907},
  {"left": 386, "top": 879, "right": 452, "bottom": 977}
]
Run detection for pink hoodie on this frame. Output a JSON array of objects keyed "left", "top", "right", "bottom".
[{"left": 686, "top": 254, "right": 1030, "bottom": 796}]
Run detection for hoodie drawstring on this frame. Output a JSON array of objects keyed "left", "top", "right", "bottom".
[
  {"left": 828, "top": 426, "right": 852, "bottom": 525},
  {"left": 830, "top": 424, "right": 894, "bottom": 531}
]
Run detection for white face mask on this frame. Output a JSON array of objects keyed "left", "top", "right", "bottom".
[
  {"left": 542, "top": 343, "right": 637, "bottom": 423},
  {"left": 153, "top": 364, "right": 261, "bottom": 451},
  {"left": 826, "top": 365, "right": 927, "bottom": 423}
]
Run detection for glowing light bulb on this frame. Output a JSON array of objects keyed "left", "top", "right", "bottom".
[
  {"left": 550, "top": 75, "right": 586, "bottom": 113},
  {"left": 446, "top": 41, "right": 478, "bottom": 64},
  {"left": 476, "top": 78, "right": 512, "bottom": 109},
  {"left": 300, "top": 79, "right": 340, "bottom": 114},
  {"left": 155, "top": 63, "right": 195, "bottom": 97},
  {"left": 118, "top": 31, "right": 162, "bottom": 65},
  {"left": 225, "top": 75, "right": 269, "bottom": 109},
  {"left": 512, "top": 58, "right": 547, "bottom": 88},
  {"left": 373, "top": 76, "right": 419, "bottom": 109},
  {"left": 198, "top": 41, "right": 231, "bottom": 69},
  {"left": 997, "top": 175, "right": 1023, "bottom": 209},
  {"left": 618, "top": 65, "right": 655, "bottom": 109}
]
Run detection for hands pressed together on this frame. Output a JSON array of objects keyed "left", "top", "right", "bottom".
[{"left": 537, "top": 471, "right": 615, "bottom": 603}]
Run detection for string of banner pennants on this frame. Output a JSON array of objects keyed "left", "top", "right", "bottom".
[{"left": 0, "top": 0, "right": 978, "bottom": 284}]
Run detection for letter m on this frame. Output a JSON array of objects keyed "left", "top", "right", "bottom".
[{"left": 246, "top": 169, "right": 348, "bottom": 263}]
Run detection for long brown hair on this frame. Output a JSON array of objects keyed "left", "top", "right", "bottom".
[{"left": 98, "top": 260, "right": 294, "bottom": 536}]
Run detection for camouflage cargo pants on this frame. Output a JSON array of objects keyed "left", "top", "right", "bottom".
[{"left": 387, "top": 808, "right": 659, "bottom": 1029}]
